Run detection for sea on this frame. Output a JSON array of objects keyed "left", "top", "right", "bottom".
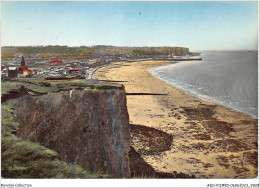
[{"left": 149, "top": 50, "right": 258, "bottom": 118}]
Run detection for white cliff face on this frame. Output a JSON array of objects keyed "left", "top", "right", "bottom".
[{"left": 15, "top": 86, "right": 131, "bottom": 178}]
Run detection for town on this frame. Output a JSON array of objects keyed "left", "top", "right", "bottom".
[
  {"left": 1, "top": 55, "right": 109, "bottom": 79},
  {"left": 1, "top": 46, "right": 201, "bottom": 80}
]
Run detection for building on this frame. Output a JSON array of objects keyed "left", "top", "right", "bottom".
[
  {"left": 21, "top": 56, "right": 25, "bottom": 66},
  {"left": 18, "top": 66, "right": 28, "bottom": 74},
  {"left": 23, "top": 69, "right": 33, "bottom": 77},
  {"left": 49, "top": 60, "right": 63, "bottom": 63},
  {"left": 1, "top": 68, "right": 8, "bottom": 78},
  {"left": 8, "top": 67, "right": 18, "bottom": 78},
  {"left": 48, "top": 60, "right": 63, "bottom": 67},
  {"left": 69, "top": 69, "right": 80, "bottom": 75}
]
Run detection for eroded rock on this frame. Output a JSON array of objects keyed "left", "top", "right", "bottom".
[{"left": 15, "top": 86, "right": 131, "bottom": 178}]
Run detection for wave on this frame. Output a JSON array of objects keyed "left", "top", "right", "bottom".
[{"left": 149, "top": 60, "right": 203, "bottom": 76}]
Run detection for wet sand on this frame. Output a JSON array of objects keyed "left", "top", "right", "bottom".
[{"left": 95, "top": 60, "right": 258, "bottom": 178}]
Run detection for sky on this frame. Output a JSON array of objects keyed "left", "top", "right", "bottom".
[{"left": 1, "top": 1, "right": 258, "bottom": 51}]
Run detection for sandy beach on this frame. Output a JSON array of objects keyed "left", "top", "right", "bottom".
[{"left": 95, "top": 60, "right": 258, "bottom": 178}]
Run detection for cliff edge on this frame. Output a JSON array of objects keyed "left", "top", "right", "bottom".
[{"left": 15, "top": 85, "right": 131, "bottom": 178}]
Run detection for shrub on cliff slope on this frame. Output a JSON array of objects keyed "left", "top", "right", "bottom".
[{"left": 2, "top": 134, "right": 95, "bottom": 178}]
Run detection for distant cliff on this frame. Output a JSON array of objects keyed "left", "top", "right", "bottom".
[
  {"left": 93, "top": 45, "right": 189, "bottom": 55},
  {"left": 15, "top": 85, "right": 131, "bottom": 178}
]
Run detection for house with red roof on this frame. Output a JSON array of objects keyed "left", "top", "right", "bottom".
[
  {"left": 49, "top": 60, "right": 63, "bottom": 63},
  {"left": 23, "top": 69, "right": 33, "bottom": 77},
  {"left": 69, "top": 69, "right": 80, "bottom": 75}
]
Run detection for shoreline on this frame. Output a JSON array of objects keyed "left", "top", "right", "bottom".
[
  {"left": 148, "top": 61, "right": 257, "bottom": 119},
  {"left": 95, "top": 60, "right": 258, "bottom": 178}
]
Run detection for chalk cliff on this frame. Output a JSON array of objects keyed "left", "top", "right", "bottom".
[{"left": 15, "top": 86, "right": 131, "bottom": 178}]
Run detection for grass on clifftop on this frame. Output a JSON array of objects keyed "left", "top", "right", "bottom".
[
  {"left": 56, "top": 82, "right": 120, "bottom": 91},
  {"left": 1, "top": 79, "right": 52, "bottom": 95}
]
